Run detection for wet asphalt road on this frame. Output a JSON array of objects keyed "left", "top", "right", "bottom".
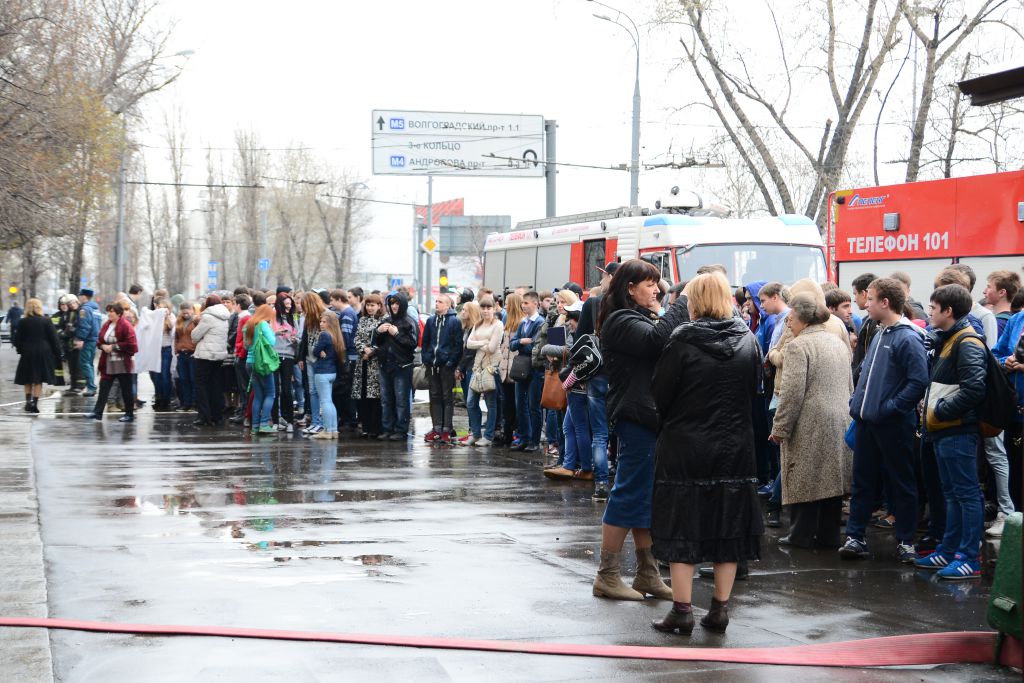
[{"left": 0, "top": 347, "right": 1017, "bottom": 681}]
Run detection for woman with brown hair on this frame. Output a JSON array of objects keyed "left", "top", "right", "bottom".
[
  {"left": 311, "top": 310, "right": 346, "bottom": 439},
  {"left": 352, "top": 292, "right": 384, "bottom": 437},
  {"left": 498, "top": 292, "right": 527, "bottom": 446},
  {"left": 650, "top": 272, "right": 763, "bottom": 635},
  {"left": 590, "top": 259, "right": 689, "bottom": 603},
  {"left": 243, "top": 304, "right": 278, "bottom": 435},
  {"left": 299, "top": 292, "right": 328, "bottom": 435},
  {"left": 86, "top": 301, "right": 139, "bottom": 422},
  {"left": 13, "top": 298, "right": 62, "bottom": 413},
  {"left": 173, "top": 301, "right": 199, "bottom": 412}
]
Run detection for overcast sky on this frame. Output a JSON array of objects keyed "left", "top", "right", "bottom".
[{"left": 136, "top": 0, "right": 980, "bottom": 276}]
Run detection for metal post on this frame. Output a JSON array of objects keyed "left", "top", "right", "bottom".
[
  {"left": 114, "top": 146, "right": 127, "bottom": 293},
  {"left": 258, "top": 210, "right": 268, "bottom": 289},
  {"left": 545, "top": 119, "right": 557, "bottom": 217},
  {"left": 342, "top": 195, "right": 352, "bottom": 287},
  {"left": 425, "top": 175, "right": 433, "bottom": 312},
  {"left": 630, "top": 56, "right": 640, "bottom": 207}
]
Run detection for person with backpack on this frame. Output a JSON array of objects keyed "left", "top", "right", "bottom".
[
  {"left": 243, "top": 304, "right": 279, "bottom": 436},
  {"left": 914, "top": 285, "right": 987, "bottom": 580}
]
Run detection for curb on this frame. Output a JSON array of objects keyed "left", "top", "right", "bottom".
[{"left": 0, "top": 417, "right": 54, "bottom": 682}]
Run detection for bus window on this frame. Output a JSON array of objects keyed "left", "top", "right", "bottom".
[
  {"left": 584, "top": 240, "right": 605, "bottom": 290},
  {"left": 676, "top": 244, "right": 826, "bottom": 288}
]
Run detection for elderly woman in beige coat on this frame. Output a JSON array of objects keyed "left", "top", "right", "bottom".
[{"left": 769, "top": 293, "right": 854, "bottom": 549}]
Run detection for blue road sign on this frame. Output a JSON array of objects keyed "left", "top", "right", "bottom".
[
  {"left": 389, "top": 155, "right": 405, "bottom": 168},
  {"left": 207, "top": 260, "right": 218, "bottom": 270},
  {"left": 389, "top": 277, "right": 402, "bottom": 289},
  {"left": 258, "top": 258, "right": 270, "bottom": 271},
  {"left": 389, "top": 118, "right": 405, "bottom": 130}
]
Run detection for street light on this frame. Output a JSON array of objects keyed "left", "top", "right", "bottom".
[{"left": 588, "top": 0, "right": 641, "bottom": 207}]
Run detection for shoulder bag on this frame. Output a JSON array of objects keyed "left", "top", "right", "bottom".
[{"left": 540, "top": 350, "right": 568, "bottom": 410}]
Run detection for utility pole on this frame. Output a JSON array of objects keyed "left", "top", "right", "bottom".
[
  {"left": 258, "top": 209, "right": 268, "bottom": 289},
  {"left": 342, "top": 196, "right": 352, "bottom": 287},
  {"left": 425, "top": 175, "right": 433, "bottom": 312},
  {"left": 545, "top": 120, "right": 557, "bottom": 217}
]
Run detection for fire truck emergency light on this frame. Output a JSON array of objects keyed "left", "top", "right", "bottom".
[{"left": 883, "top": 213, "right": 900, "bottom": 232}]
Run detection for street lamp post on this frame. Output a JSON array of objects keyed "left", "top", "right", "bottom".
[
  {"left": 590, "top": 1, "right": 640, "bottom": 207},
  {"left": 341, "top": 182, "right": 369, "bottom": 287}
]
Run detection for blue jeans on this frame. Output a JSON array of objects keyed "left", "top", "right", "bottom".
[
  {"left": 466, "top": 370, "right": 499, "bottom": 439},
  {"left": 306, "top": 364, "right": 322, "bottom": 428},
  {"left": 380, "top": 363, "right": 412, "bottom": 436},
  {"left": 80, "top": 340, "right": 97, "bottom": 391},
  {"left": 587, "top": 374, "right": 610, "bottom": 485},
  {"left": 176, "top": 352, "right": 196, "bottom": 407},
  {"left": 546, "top": 408, "right": 563, "bottom": 448},
  {"left": 846, "top": 418, "right": 919, "bottom": 545},
  {"left": 293, "top": 363, "right": 305, "bottom": 412},
  {"left": 314, "top": 372, "right": 337, "bottom": 432},
  {"left": 563, "top": 392, "right": 592, "bottom": 472},
  {"left": 149, "top": 346, "right": 173, "bottom": 402},
  {"left": 515, "top": 368, "right": 544, "bottom": 446},
  {"left": 934, "top": 433, "right": 984, "bottom": 562},
  {"left": 252, "top": 371, "right": 276, "bottom": 429}
]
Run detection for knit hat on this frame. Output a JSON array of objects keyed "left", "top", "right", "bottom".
[{"left": 79, "top": 288, "right": 94, "bottom": 298}]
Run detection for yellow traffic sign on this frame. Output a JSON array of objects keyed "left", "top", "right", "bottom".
[{"left": 420, "top": 237, "right": 438, "bottom": 254}]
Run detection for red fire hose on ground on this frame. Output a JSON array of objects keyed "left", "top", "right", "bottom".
[{"left": 0, "top": 617, "right": 1020, "bottom": 669}]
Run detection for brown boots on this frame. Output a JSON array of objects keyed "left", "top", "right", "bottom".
[
  {"left": 592, "top": 548, "right": 672, "bottom": 601},
  {"left": 700, "top": 597, "right": 730, "bottom": 632},
  {"left": 632, "top": 548, "right": 673, "bottom": 600}
]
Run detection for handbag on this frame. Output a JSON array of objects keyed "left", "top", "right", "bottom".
[
  {"left": 540, "top": 350, "right": 568, "bottom": 410},
  {"left": 469, "top": 362, "right": 496, "bottom": 394},
  {"left": 509, "top": 353, "right": 532, "bottom": 383},
  {"left": 412, "top": 364, "right": 430, "bottom": 390}
]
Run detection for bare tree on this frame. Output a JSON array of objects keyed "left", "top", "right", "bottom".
[
  {"left": 233, "top": 128, "right": 264, "bottom": 287},
  {"left": 162, "top": 103, "right": 188, "bottom": 293}
]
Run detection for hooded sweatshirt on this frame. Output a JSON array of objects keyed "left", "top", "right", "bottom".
[
  {"left": 744, "top": 280, "right": 774, "bottom": 355},
  {"left": 377, "top": 293, "right": 418, "bottom": 369},
  {"left": 849, "top": 316, "right": 928, "bottom": 425}
]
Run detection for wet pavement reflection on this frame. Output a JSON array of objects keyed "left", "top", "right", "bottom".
[{"left": 7, "top": 369, "right": 1018, "bottom": 681}]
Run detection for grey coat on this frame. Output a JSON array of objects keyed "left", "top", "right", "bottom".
[{"left": 771, "top": 325, "right": 854, "bottom": 506}]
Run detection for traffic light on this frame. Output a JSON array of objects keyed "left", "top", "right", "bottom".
[
  {"left": 8, "top": 285, "right": 18, "bottom": 295},
  {"left": 439, "top": 268, "right": 449, "bottom": 294}
]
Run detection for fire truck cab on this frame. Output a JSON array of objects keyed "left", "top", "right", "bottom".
[
  {"left": 829, "top": 170, "right": 1024, "bottom": 305},
  {"left": 483, "top": 196, "right": 827, "bottom": 294}
]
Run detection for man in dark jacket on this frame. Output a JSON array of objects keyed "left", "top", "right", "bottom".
[
  {"left": 330, "top": 289, "right": 360, "bottom": 431},
  {"left": 420, "top": 294, "right": 463, "bottom": 442},
  {"left": 914, "top": 284, "right": 987, "bottom": 580},
  {"left": 377, "top": 292, "right": 418, "bottom": 441},
  {"left": 841, "top": 278, "right": 928, "bottom": 564}
]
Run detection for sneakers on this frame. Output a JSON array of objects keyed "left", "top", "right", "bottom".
[
  {"left": 896, "top": 543, "right": 918, "bottom": 564},
  {"left": 915, "top": 551, "right": 953, "bottom": 571},
  {"left": 424, "top": 429, "right": 441, "bottom": 443},
  {"left": 873, "top": 515, "right": 896, "bottom": 530},
  {"left": 592, "top": 484, "right": 609, "bottom": 501},
  {"left": 916, "top": 535, "right": 941, "bottom": 555},
  {"left": 756, "top": 483, "right": 773, "bottom": 498},
  {"left": 465, "top": 436, "right": 478, "bottom": 446},
  {"left": 311, "top": 430, "right": 335, "bottom": 440},
  {"left": 986, "top": 513, "right": 1007, "bottom": 538},
  {"left": 937, "top": 555, "right": 981, "bottom": 580},
  {"left": 285, "top": 422, "right": 294, "bottom": 434},
  {"left": 765, "top": 510, "right": 781, "bottom": 528},
  {"left": 304, "top": 424, "right": 324, "bottom": 435},
  {"left": 838, "top": 537, "right": 869, "bottom": 560},
  {"left": 476, "top": 437, "right": 492, "bottom": 446},
  {"left": 543, "top": 467, "right": 574, "bottom": 480}
]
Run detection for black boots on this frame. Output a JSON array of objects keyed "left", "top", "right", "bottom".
[
  {"left": 24, "top": 397, "right": 39, "bottom": 414},
  {"left": 700, "top": 598, "right": 730, "bottom": 633},
  {"left": 652, "top": 603, "right": 693, "bottom": 635}
]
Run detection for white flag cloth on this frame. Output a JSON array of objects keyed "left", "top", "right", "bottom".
[{"left": 134, "top": 307, "right": 167, "bottom": 374}]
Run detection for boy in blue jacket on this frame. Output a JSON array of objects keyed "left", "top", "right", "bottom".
[
  {"left": 840, "top": 278, "right": 928, "bottom": 564},
  {"left": 421, "top": 294, "right": 463, "bottom": 442}
]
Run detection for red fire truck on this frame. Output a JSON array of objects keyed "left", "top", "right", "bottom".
[{"left": 828, "top": 170, "right": 1024, "bottom": 304}]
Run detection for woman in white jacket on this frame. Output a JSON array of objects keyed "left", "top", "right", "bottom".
[
  {"left": 465, "top": 296, "right": 504, "bottom": 446},
  {"left": 190, "top": 294, "right": 231, "bottom": 427}
]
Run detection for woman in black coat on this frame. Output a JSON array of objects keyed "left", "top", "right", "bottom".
[
  {"left": 591, "top": 259, "right": 689, "bottom": 603},
  {"left": 649, "top": 272, "right": 764, "bottom": 636},
  {"left": 14, "top": 298, "right": 62, "bottom": 413}
]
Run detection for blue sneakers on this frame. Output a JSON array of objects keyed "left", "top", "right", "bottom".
[
  {"left": 838, "top": 537, "right": 869, "bottom": 559},
  {"left": 915, "top": 551, "right": 953, "bottom": 570},
  {"left": 937, "top": 555, "right": 981, "bottom": 581}
]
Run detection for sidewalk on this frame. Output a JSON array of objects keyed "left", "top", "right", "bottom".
[{"left": 0, "top": 417, "right": 54, "bottom": 682}]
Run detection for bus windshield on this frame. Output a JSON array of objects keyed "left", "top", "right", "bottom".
[{"left": 676, "top": 243, "right": 827, "bottom": 287}]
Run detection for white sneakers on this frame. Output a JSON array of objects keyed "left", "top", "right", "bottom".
[{"left": 986, "top": 513, "right": 1008, "bottom": 538}]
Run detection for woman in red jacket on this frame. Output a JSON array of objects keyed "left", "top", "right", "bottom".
[{"left": 86, "top": 301, "right": 139, "bottom": 422}]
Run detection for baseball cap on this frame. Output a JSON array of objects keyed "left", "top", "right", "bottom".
[{"left": 597, "top": 262, "right": 620, "bottom": 276}]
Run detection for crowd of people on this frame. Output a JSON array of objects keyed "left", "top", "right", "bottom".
[{"left": 8, "top": 258, "right": 1023, "bottom": 636}]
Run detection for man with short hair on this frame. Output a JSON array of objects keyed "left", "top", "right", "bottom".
[
  {"left": 74, "top": 288, "right": 102, "bottom": 396},
  {"left": 914, "top": 284, "right": 986, "bottom": 580},
  {"left": 127, "top": 283, "right": 144, "bottom": 313},
  {"left": 985, "top": 270, "right": 1021, "bottom": 338},
  {"left": 758, "top": 282, "right": 789, "bottom": 350},
  {"left": 943, "top": 264, "right": 996, "bottom": 346},
  {"left": 420, "top": 294, "right": 462, "bottom": 442},
  {"left": 348, "top": 287, "right": 364, "bottom": 315},
  {"left": 850, "top": 273, "right": 878, "bottom": 383},
  {"left": 510, "top": 291, "right": 546, "bottom": 452},
  {"left": 841, "top": 277, "right": 928, "bottom": 565},
  {"left": 889, "top": 271, "right": 926, "bottom": 320}
]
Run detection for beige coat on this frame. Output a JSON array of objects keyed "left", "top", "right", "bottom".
[
  {"left": 767, "top": 279, "right": 851, "bottom": 395},
  {"left": 771, "top": 325, "right": 854, "bottom": 505}
]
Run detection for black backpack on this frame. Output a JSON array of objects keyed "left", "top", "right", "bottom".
[
  {"left": 955, "top": 333, "right": 1019, "bottom": 437},
  {"left": 568, "top": 333, "right": 603, "bottom": 382}
]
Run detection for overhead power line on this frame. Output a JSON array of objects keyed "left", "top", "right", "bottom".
[{"left": 126, "top": 180, "right": 264, "bottom": 189}]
